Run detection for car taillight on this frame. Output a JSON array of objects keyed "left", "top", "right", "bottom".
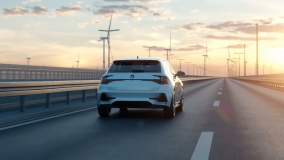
[
  {"left": 160, "top": 76, "right": 170, "bottom": 84},
  {"left": 153, "top": 75, "right": 170, "bottom": 84},
  {"left": 100, "top": 75, "right": 113, "bottom": 84}
]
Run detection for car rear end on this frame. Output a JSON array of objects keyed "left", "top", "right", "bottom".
[{"left": 97, "top": 59, "right": 174, "bottom": 110}]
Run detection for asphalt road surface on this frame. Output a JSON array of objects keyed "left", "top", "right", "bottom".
[{"left": 1, "top": 78, "right": 284, "bottom": 160}]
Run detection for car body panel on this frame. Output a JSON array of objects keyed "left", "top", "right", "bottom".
[{"left": 97, "top": 57, "right": 183, "bottom": 109}]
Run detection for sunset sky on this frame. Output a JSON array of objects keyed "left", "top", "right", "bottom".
[{"left": 0, "top": 0, "right": 284, "bottom": 75}]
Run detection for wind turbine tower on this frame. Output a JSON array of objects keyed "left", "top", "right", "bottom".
[
  {"left": 26, "top": 55, "right": 31, "bottom": 66},
  {"left": 202, "top": 42, "right": 209, "bottom": 76},
  {"left": 177, "top": 59, "right": 185, "bottom": 71},
  {"left": 165, "top": 30, "right": 174, "bottom": 61},
  {"left": 99, "top": 37, "right": 108, "bottom": 70},
  {"left": 76, "top": 53, "right": 80, "bottom": 69},
  {"left": 99, "top": 12, "right": 120, "bottom": 68}
]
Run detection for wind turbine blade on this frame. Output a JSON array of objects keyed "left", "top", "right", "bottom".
[
  {"left": 170, "top": 30, "right": 171, "bottom": 50},
  {"left": 206, "top": 41, "right": 208, "bottom": 56},
  {"left": 107, "top": 11, "right": 113, "bottom": 38},
  {"left": 224, "top": 60, "right": 229, "bottom": 67},
  {"left": 228, "top": 46, "right": 230, "bottom": 59}
]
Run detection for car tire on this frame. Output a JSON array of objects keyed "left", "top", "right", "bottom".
[
  {"left": 176, "top": 94, "right": 183, "bottom": 112},
  {"left": 164, "top": 94, "right": 175, "bottom": 118},
  {"left": 98, "top": 106, "right": 111, "bottom": 117},
  {"left": 119, "top": 108, "right": 128, "bottom": 111}
]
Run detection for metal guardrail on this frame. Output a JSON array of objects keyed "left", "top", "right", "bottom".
[
  {"left": 0, "top": 63, "right": 105, "bottom": 81},
  {"left": 233, "top": 77, "right": 284, "bottom": 90},
  {"left": 0, "top": 77, "right": 217, "bottom": 113}
]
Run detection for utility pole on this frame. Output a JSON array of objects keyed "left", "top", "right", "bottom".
[
  {"left": 143, "top": 46, "right": 156, "bottom": 57},
  {"left": 256, "top": 23, "right": 258, "bottom": 76},
  {"left": 185, "top": 62, "right": 191, "bottom": 75},
  {"left": 177, "top": 59, "right": 185, "bottom": 71},
  {"left": 244, "top": 44, "right": 246, "bottom": 76},
  {"left": 191, "top": 64, "right": 196, "bottom": 75}
]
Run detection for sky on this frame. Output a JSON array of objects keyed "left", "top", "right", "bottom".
[{"left": 0, "top": 0, "right": 284, "bottom": 76}]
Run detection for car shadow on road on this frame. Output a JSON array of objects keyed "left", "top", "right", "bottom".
[{"left": 100, "top": 108, "right": 182, "bottom": 120}]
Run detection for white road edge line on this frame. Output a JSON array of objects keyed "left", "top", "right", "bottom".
[
  {"left": 218, "top": 92, "right": 222, "bottom": 95},
  {"left": 0, "top": 106, "right": 97, "bottom": 131},
  {"left": 191, "top": 132, "right": 214, "bottom": 160},
  {"left": 213, "top": 101, "right": 220, "bottom": 107}
]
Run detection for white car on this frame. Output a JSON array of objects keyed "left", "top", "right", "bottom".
[{"left": 97, "top": 57, "right": 184, "bottom": 118}]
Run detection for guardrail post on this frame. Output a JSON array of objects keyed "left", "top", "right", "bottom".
[
  {"left": 46, "top": 93, "right": 51, "bottom": 108},
  {"left": 66, "top": 91, "right": 70, "bottom": 104},
  {"left": 83, "top": 90, "right": 86, "bottom": 102},
  {"left": 20, "top": 95, "right": 25, "bottom": 112}
]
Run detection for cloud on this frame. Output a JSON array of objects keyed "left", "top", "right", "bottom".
[
  {"left": 23, "top": 24, "right": 30, "bottom": 28},
  {"left": 206, "top": 21, "right": 249, "bottom": 30},
  {"left": 233, "top": 23, "right": 284, "bottom": 34},
  {"left": 191, "top": 10, "right": 198, "bottom": 13},
  {"left": 253, "top": 18, "right": 274, "bottom": 24},
  {"left": 22, "top": 0, "right": 41, "bottom": 4},
  {"left": 175, "top": 45, "right": 205, "bottom": 51},
  {"left": 75, "top": 2, "right": 84, "bottom": 5},
  {"left": 226, "top": 44, "right": 248, "bottom": 49},
  {"left": 149, "top": 45, "right": 205, "bottom": 52},
  {"left": 56, "top": 6, "right": 81, "bottom": 14},
  {"left": 92, "top": 4, "right": 162, "bottom": 19},
  {"left": 103, "top": 0, "right": 170, "bottom": 3},
  {"left": 152, "top": 25, "right": 164, "bottom": 30},
  {"left": 35, "top": 22, "right": 40, "bottom": 28},
  {"left": 153, "top": 12, "right": 160, "bottom": 16},
  {"left": 76, "top": 23, "right": 88, "bottom": 29},
  {"left": 92, "top": 20, "right": 101, "bottom": 24},
  {"left": 32, "top": 6, "right": 48, "bottom": 15},
  {"left": 174, "top": 22, "right": 202, "bottom": 31},
  {"left": 165, "top": 16, "right": 175, "bottom": 21},
  {"left": 206, "top": 18, "right": 282, "bottom": 34},
  {"left": 204, "top": 35, "right": 277, "bottom": 41},
  {"left": 3, "top": 7, "right": 29, "bottom": 17}
]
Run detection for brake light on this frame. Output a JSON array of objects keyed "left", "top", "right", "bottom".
[
  {"left": 100, "top": 75, "right": 113, "bottom": 84},
  {"left": 153, "top": 75, "right": 170, "bottom": 84},
  {"left": 160, "top": 76, "right": 170, "bottom": 84}
]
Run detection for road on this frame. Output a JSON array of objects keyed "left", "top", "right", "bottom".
[{"left": 1, "top": 78, "right": 284, "bottom": 160}]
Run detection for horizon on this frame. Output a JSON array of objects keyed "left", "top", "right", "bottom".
[{"left": 0, "top": 0, "right": 284, "bottom": 76}]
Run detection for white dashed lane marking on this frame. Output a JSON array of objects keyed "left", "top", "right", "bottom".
[
  {"left": 218, "top": 92, "right": 222, "bottom": 95},
  {"left": 191, "top": 132, "right": 214, "bottom": 160},
  {"left": 213, "top": 101, "right": 220, "bottom": 107}
]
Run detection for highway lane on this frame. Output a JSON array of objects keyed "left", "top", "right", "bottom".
[{"left": 1, "top": 78, "right": 284, "bottom": 160}]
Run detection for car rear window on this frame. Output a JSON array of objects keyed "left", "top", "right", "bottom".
[{"left": 108, "top": 60, "right": 161, "bottom": 73}]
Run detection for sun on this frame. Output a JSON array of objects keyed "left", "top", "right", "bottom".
[{"left": 267, "top": 48, "right": 284, "bottom": 65}]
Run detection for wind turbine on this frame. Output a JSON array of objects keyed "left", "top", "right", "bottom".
[
  {"left": 225, "top": 46, "right": 234, "bottom": 77},
  {"left": 26, "top": 55, "right": 32, "bottom": 66},
  {"left": 99, "top": 12, "right": 120, "bottom": 68},
  {"left": 76, "top": 53, "right": 80, "bottom": 69},
  {"left": 202, "top": 42, "right": 209, "bottom": 76},
  {"left": 165, "top": 30, "right": 174, "bottom": 61}
]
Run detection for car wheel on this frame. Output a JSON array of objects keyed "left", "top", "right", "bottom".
[
  {"left": 119, "top": 108, "right": 128, "bottom": 111},
  {"left": 164, "top": 94, "right": 175, "bottom": 118},
  {"left": 98, "top": 106, "right": 111, "bottom": 117},
  {"left": 176, "top": 94, "right": 183, "bottom": 112}
]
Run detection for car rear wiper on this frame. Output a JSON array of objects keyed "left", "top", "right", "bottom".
[{"left": 132, "top": 70, "right": 145, "bottom": 72}]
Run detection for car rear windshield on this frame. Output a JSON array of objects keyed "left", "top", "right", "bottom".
[{"left": 108, "top": 60, "right": 161, "bottom": 73}]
